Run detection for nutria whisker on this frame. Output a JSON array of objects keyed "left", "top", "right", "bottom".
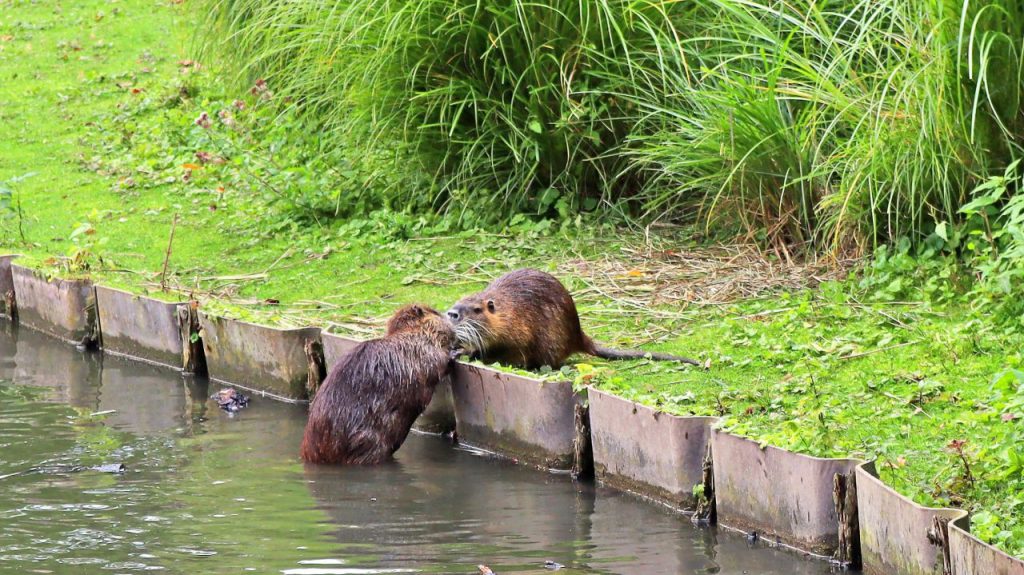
[{"left": 455, "top": 319, "right": 490, "bottom": 355}]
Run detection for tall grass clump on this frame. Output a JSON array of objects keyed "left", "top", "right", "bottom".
[
  {"left": 198, "top": 0, "right": 1024, "bottom": 253},
  {"left": 629, "top": 0, "right": 1024, "bottom": 253},
  {"left": 198, "top": 0, "right": 692, "bottom": 223}
]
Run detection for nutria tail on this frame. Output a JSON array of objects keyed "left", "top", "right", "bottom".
[{"left": 583, "top": 336, "right": 702, "bottom": 367}]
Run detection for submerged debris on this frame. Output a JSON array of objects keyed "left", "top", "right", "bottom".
[
  {"left": 477, "top": 566, "right": 496, "bottom": 575},
  {"left": 92, "top": 463, "right": 126, "bottom": 474},
  {"left": 213, "top": 388, "right": 249, "bottom": 413},
  {"left": 0, "top": 463, "right": 126, "bottom": 480},
  {"left": 543, "top": 560, "right": 564, "bottom": 570}
]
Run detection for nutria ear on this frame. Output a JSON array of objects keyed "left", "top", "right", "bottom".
[
  {"left": 411, "top": 305, "right": 424, "bottom": 316},
  {"left": 486, "top": 299, "right": 495, "bottom": 312}
]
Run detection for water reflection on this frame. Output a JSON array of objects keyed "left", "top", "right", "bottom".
[
  {"left": 99, "top": 358, "right": 188, "bottom": 433},
  {"left": 8, "top": 325, "right": 101, "bottom": 409},
  {"left": 0, "top": 325, "right": 837, "bottom": 575}
]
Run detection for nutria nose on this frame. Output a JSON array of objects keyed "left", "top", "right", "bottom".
[{"left": 447, "top": 310, "right": 460, "bottom": 322}]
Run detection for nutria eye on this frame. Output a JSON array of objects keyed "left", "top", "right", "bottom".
[{"left": 473, "top": 307, "right": 483, "bottom": 314}]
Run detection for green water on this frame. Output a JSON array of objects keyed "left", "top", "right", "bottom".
[{"left": 0, "top": 327, "right": 834, "bottom": 574}]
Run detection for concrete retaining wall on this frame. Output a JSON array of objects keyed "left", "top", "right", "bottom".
[
  {"left": 451, "top": 363, "right": 580, "bottom": 470},
  {"left": 857, "top": 462, "right": 966, "bottom": 575},
  {"left": 12, "top": 264, "right": 97, "bottom": 347},
  {"left": 589, "top": 388, "right": 715, "bottom": 510},
  {"left": 712, "top": 430, "right": 862, "bottom": 556},
  {"left": 95, "top": 286, "right": 185, "bottom": 369},
  {"left": 951, "top": 515, "right": 1024, "bottom": 575},
  {"left": 1, "top": 261, "right": 1023, "bottom": 572},
  {"left": 199, "top": 313, "right": 320, "bottom": 402}
]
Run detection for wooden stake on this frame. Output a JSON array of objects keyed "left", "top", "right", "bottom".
[
  {"left": 177, "top": 301, "right": 207, "bottom": 375},
  {"left": 572, "top": 401, "right": 594, "bottom": 480},
  {"left": 693, "top": 442, "right": 716, "bottom": 524},
  {"left": 833, "top": 471, "right": 862, "bottom": 569},
  {"left": 304, "top": 338, "right": 326, "bottom": 398},
  {"left": 4, "top": 289, "right": 16, "bottom": 321},
  {"left": 928, "top": 515, "right": 953, "bottom": 575}
]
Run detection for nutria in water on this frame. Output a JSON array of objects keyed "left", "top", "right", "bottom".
[
  {"left": 300, "top": 304, "right": 457, "bottom": 465},
  {"left": 446, "top": 268, "right": 701, "bottom": 370}
]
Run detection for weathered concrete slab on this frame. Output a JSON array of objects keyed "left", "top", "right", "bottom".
[
  {"left": 320, "top": 331, "right": 362, "bottom": 367},
  {"left": 589, "top": 388, "right": 715, "bottom": 510},
  {"left": 451, "top": 363, "right": 579, "bottom": 470},
  {"left": 0, "top": 254, "right": 19, "bottom": 319},
  {"left": 321, "top": 331, "right": 455, "bottom": 433},
  {"left": 857, "top": 462, "right": 967, "bottom": 575},
  {"left": 199, "top": 313, "right": 321, "bottom": 402},
  {"left": 12, "top": 265, "right": 98, "bottom": 347},
  {"left": 95, "top": 286, "right": 185, "bottom": 369},
  {"left": 413, "top": 379, "right": 456, "bottom": 434},
  {"left": 950, "top": 514, "right": 1024, "bottom": 575},
  {"left": 711, "top": 429, "right": 861, "bottom": 555}
]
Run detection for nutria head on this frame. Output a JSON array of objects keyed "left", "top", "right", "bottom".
[
  {"left": 446, "top": 294, "right": 497, "bottom": 355},
  {"left": 386, "top": 304, "right": 456, "bottom": 349}
]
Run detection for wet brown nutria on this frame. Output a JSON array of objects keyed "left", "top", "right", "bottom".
[
  {"left": 446, "top": 268, "right": 701, "bottom": 370},
  {"left": 300, "top": 304, "right": 457, "bottom": 465}
]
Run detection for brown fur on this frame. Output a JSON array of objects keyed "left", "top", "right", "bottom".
[
  {"left": 447, "top": 268, "right": 700, "bottom": 370},
  {"left": 300, "top": 304, "right": 456, "bottom": 465}
]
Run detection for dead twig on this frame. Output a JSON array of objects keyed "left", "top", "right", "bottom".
[
  {"left": 839, "top": 340, "right": 920, "bottom": 361},
  {"left": 160, "top": 213, "right": 178, "bottom": 291}
]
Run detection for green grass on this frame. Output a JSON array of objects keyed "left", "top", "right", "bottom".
[
  {"left": 192, "top": 0, "right": 1024, "bottom": 253},
  {"left": 1, "top": 0, "right": 1023, "bottom": 558}
]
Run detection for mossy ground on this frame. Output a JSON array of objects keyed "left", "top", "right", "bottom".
[{"left": 2, "top": 0, "right": 1022, "bottom": 556}]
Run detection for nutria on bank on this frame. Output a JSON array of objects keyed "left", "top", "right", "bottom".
[{"left": 446, "top": 268, "right": 701, "bottom": 370}]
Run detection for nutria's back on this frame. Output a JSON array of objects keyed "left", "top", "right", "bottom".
[{"left": 300, "top": 304, "right": 455, "bottom": 465}]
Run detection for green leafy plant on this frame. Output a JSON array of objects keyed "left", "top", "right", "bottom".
[
  {"left": 0, "top": 173, "right": 32, "bottom": 244},
  {"left": 45, "top": 222, "right": 108, "bottom": 275}
]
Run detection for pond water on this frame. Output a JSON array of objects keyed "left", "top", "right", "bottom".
[{"left": 0, "top": 326, "right": 837, "bottom": 575}]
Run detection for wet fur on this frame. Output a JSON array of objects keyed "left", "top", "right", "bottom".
[
  {"left": 300, "top": 304, "right": 456, "bottom": 465},
  {"left": 448, "top": 268, "right": 700, "bottom": 370}
]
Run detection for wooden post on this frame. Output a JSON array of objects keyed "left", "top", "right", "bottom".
[
  {"left": 4, "top": 289, "right": 16, "bottom": 321},
  {"left": 84, "top": 289, "right": 100, "bottom": 350},
  {"left": 928, "top": 515, "right": 952, "bottom": 575},
  {"left": 177, "top": 301, "right": 207, "bottom": 375},
  {"left": 693, "top": 442, "right": 716, "bottom": 524},
  {"left": 304, "top": 338, "right": 326, "bottom": 398},
  {"left": 833, "top": 471, "right": 862, "bottom": 569},
  {"left": 572, "top": 401, "right": 594, "bottom": 480}
]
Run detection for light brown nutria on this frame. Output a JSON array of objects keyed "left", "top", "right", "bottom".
[
  {"left": 446, "top": 268, "right": 701, "bottom": 370},
  {"left": 300, "top": 304, "right": 457, "bottom": 465}
]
